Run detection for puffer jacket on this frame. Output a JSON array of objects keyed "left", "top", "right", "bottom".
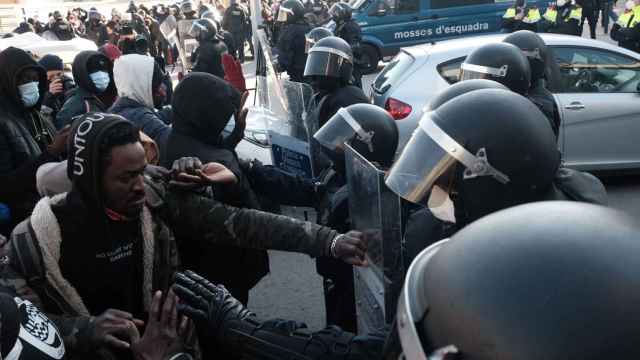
[{"left": 0, "top": 47, "right": 57, "bottom": 232}]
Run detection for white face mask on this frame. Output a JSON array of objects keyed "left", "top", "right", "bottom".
[
  {"left": 427, "top": 185, "right": 456, "bottom": 223},
  {"left": 18, "top": 81, "right": 40, "bottom": 108},
  {"left": 556, "top": 0, "right": 567, "bottom": 7},
  {"left": 89, "top": 71, "right": 110, "bottom": 92},
  {"left": 626, "top": 1, "right": 635, "bottom": 10}
]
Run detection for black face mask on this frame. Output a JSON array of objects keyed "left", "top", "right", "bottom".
[{"left": 311, "top": 77, "right": 339, "bottom": 93}]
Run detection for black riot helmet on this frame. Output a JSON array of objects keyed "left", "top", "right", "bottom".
[
  {"left": 426, "top": 79, "right": 508, "bottom": 112},
  {"left": 329, "top": 2, "right": 353, "bottom": 24},
  {"left": 180, "top": 1, "right": 196, "bottom": 16},
  {"left": 189, "top": 18, "right": 218, "bottom": 42},
  {"left": 504, "top": 30, "right": 548, "bottom": 83},
  {"left": 460, "top": 42, "right": 531, "bottom": 95},
  {"left": 314, "top": 103, "right": 399, "bottom": 168},
  {"left": 277, "top": 0, "right": 305, "bottom": 23},
  {"left": 52, "top": 11, "right": 63, "bottom": 20},
  {"left": 304, "top": 36, "right": 353, "bottom": 83},
  {"left": 386, "top": 88, "right": 560, "bottom": 223},
  {"left": 305, "top": 27, "right": 333, "bottom": 53},
  {"left": 395, "top": 201, "right": 640, "bottom": 360}
]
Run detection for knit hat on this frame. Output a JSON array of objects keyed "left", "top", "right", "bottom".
[{"left": 37, "top": 54, "right": 63, "bottom": 72}]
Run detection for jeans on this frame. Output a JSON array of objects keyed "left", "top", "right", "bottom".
[{"left": 602, "top": 1, "right": 618, "bottom": 32}]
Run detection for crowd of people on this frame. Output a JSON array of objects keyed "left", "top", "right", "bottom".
[
  {"left": 0, "top": 0, "right": 638, "bottom": 359},
  {"left": 502, "top": 0, "right": 640, "bottom": 52}
]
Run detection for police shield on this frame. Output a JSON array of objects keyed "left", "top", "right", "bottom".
[
  {"left": 345, "top": 144, "right": 404, "bottom": 334},
  {"left": 159, "top": 14, "right": 178, "bottom": 46},
  {"left": 177, "top": 18, "right": 198, "bottom": 70},
  {"left": 265, "top": 79, "right": 316, "bottom": 178}
]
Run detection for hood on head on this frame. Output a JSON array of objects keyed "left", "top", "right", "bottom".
[
  {"left": 72, "top": 50, "right": 113, "bottom": 94},
  {"left": 66, "top": 112, "right": 136, "bottom": 210},
  {"left": 172, "top": 72, "right": 241, "bottom": 145},
  {"left": 113, "top": 54, "right": 155, "bottom": 108},
  {"left": 0, "top": 47, "right": 47, "bottom": 112}
]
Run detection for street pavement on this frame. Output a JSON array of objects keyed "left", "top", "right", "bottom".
[{"left": 248, "top": 23, "right": 640, "bottom": 332}]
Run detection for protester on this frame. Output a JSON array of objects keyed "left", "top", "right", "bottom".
[
  {"left": 85, "top": 7, "right": 109, "bottom": 46},
  {"left": 38, "top": 54, "right": 75, "bottom": 124},
  {"left": 0, "top": 47, "right": 68, "bottom": 235},
  {"left": 0, "top": 113, "right": 366, "bottom": 358},
  {"left": 110, "top": 54, "right": 172, "bottom": 152},
  {"left": 162, "top": 73, "right": 267, "bottom": 305},
  {"left": 56, "top": 50, "right": 114, "bottom": 129}
]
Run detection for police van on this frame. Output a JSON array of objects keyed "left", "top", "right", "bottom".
[{"left": 349, "top": 0, "right": 551, "bottom": 73}]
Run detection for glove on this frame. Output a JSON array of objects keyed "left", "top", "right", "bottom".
[{"left": 172, "top": 271, "right": 253, "bottom": 342}]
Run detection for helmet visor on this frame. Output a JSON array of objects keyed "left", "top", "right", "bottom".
[
  {"left": 459, "top": 62, "right": 508, "bottom": 82},
  {"left": 304, "top": 46, "right": 353, "bottom": 77},
  {"left": 386, "top": 112, "right": 510, "bottom": 204},
  {"left": 313, "top": 107, "right": 373, "bottom": 153},
  {"left": 385, "top": 114, "right": 457, "bottom": 204},
  {"left": 188, "top": 21, "right": 206, "bottom": 38}
]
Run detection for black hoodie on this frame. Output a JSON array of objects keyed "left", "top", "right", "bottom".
[
  {"left": 53, "top": 113, "right": 145, "bottom": 318},
  {"left": 55, "top": 51, "right": 113, "bottom": 129},
  {"left": 0, "top": 47, "right": 57, "bottom": 234},
  {"left": 163, "top": 73, "right": 269, "bottom": 301}
]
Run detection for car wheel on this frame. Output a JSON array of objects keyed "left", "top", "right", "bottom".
[{"left": 360, "top": 44, "right": 380, "bottom": 74}]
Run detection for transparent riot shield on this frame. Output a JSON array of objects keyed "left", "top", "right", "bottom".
[
  {"left": 345, "top": 144, "right": 404, "bottom": 335},
  {"left": 177, "top": 19, "right": 197, "bottom": 71},
  {"left": 159, "top": 15, "right": 178, "bottom": 46},
  {"left": 264, "top": 78, "right": 316, "bottom": 178}
]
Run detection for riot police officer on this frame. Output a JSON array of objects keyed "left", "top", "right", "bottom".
[
  {"left": 190, "top": 18, "right": 227, "bottom": 77},
  {"left": 276, "top": 0, "right": 311, "bottom": 82},
  {"left": 388, "top": 201, "right": 640, "bottom": 359},
  {"left": 222, "top": 0, "right": 248, "bottom": 62},
  {"left": 459, "top": 42, "right": 531, "bottom": 95},
  {"left": 504, "top": 30, "right": 561, "bottom": 139},
  {"left": 329, "top": 2, "right": 363, "bottom": 88},
  {"left": 540, "top": 0, "right": 583, "bottom": 35},
  {"left": 85, "top": 7, "right": 109, "bottom": 46},
  {"left": 181, "top": 1, "right": 198, "bottom": 20},
  {"left": 501, "top": 0, "right": 542, "bottom": 33}
]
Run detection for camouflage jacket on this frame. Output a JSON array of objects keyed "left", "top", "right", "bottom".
[{"left": 0, "top": 178, "right": 339, "bottom": 358}]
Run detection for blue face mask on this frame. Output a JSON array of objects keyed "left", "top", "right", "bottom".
[
  {"left": 90, "top": 71, "right": 110, "bottom": 93},
  {"left": 18, "top": 81, "right": 40, "bottom": 108}
]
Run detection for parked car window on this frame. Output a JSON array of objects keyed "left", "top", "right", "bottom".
[
  {"left": 430, "top": 0, "right": 494, "bottom": 9},
  {"left": 553, "top": 46, "right": 640, "bottom": 93},
  {"left": 437, "top": 56, "right": 466, "bottom": 84},
  {"left": 375, "top": 0, "right": 419, "bottom": 14},
  {"left": 373, "top": 51, "right": 416, "bottom": 93}
]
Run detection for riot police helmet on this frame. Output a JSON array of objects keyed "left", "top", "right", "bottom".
[
  {"left": 329, "top": 2, "right": 353, "bottom": 23},
  {"left": 386, "top": 88, "right": 560, "bottom": 221},
  {"left": 425, "top": 79, "right": 508, "bottom": 112},
  {"left": 189, "top": 18, "right": 218, "bottom": 42},
  {"left": 460, "top": 42, "right": 531, "bottom": 94},
  {"left": 305, "top": 27, "right": 333, "bottom": 53},
  {"left": 277, "top": 0, "right": 305, "bottom": 23},
  {"left": 504, "top": 30, "right": 549, "bottom": 83},
  {"left": 181, "top": 1, "right": 196, "bottom": 16},
  {"left": 88, "top": 8, "right": 101, "bottom": 21},
  {"left": 52, "top": 11, "right": 63, "bottom": 20},
  {"left": 0, "top": 292, "right": 67, "bottom": 359},
  {"left": 304, "top": 36, "right": 353, "bottom": 82},
  {"left": 395, "top": 201, "right": 640, "bottom": 360},
  {"left": 314, "top": 103, "right": 399, "bottom": 168}
]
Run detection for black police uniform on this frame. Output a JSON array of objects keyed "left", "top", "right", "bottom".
[
  {"left": 276, "top": 21, "right": 311, "bottom": 82},
  {"left": 223, "top": 3, "right": 248, "bottom": 61},
  {"left": 335, "top": 20, "right": 364, "bottom": 88},
  {"left": 51, "top": 19, "right": 75, "bottom": 40}
]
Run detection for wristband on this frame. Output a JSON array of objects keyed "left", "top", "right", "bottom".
[{"left": 330, "top": 235, "right": 341, "bottom": 258}]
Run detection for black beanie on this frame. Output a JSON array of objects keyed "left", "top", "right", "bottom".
[
  {"left": 37, "top": 54, "right": 63, "bottom": 72},
  {"left": 67, "top": 113, "right": 137, "bottom": 209}
]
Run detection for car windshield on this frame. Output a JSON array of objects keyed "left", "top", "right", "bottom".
[
  {"left": 373, "top": 51, "right": 415, "bottom": 93},
  {"left": 350, "top": 0, "right": 372, "bottom": 10}
]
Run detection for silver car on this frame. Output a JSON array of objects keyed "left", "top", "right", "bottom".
[{"left": 371, "top": 33, "right": 640, "bottom": 172}]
